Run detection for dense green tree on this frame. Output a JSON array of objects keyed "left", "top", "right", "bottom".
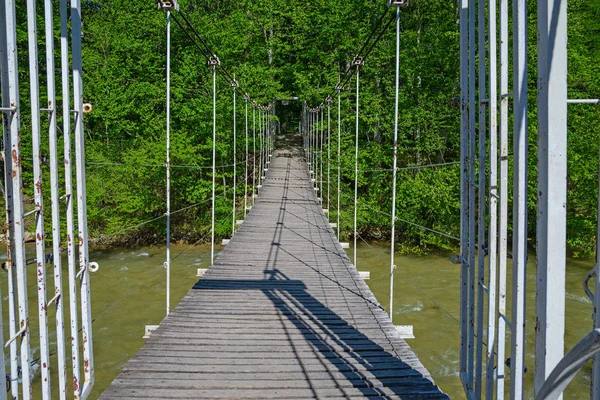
[{"left": 6, "top": 0, "right": 598, "bottom": 255}]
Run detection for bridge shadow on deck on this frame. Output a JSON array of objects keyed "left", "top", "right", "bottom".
[
  {"left": 192, "top": 140, "right": 448, "bottom": 398},
  {"left": 102, "top": 132, "right": 447, "bottom": 399},
  {"left": 192, "top": 273, "right": 447, "bottom": 399}
]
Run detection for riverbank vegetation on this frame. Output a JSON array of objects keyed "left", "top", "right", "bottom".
[{"left": 8, "top": 0, "right": 600, "bottom": 256}]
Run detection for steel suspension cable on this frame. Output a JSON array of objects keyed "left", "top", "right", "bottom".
[
  {"left": 210, "top": 57, "right": 218, "bottom": 265},
  {"left": 353, "top": 57, "right": 363, "bottom": 267},
  {"left": 258, "top": 109, "right": 263, "bottom": 190},
  {"left": 165, "top": 9, "right": 172, "bottom": 316},
  {"left": 244, "top": 97, "right": 248, "bottom": 218},
  {"left": 389, "top": 7, "right": 400, "bottom": 320},
  {"left": 320, "top": 107, "right": 324, "bottom": 203},
  {"left": 231, "top": 81, "right": 237, "bottom": 236},
  {"left": 337, "top": 86, "right": 342, "bottom": 240},
  {"left": 252, "top": 106, "right": 256, "bottom": 204},
  {"left": 327, "top": 99, "right": 331, "bottom": 215}
]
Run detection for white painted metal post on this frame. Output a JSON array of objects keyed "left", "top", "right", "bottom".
[
  {"left": 0, "top": 3, "right": 11, "bottom": 394},
  {"left": 232, "top": 81, "right": 237, "bottom": 236},
  {"left": 510, "top": 0, "right": 529, "bottom": 396},
  {"left": 72, "top": 0, "right": 96, "bottom": 395},
  {"left": 165, "top": 9, "right": 172, "bottom": 316},
  {"left": 244, "top": 96, "right": 248, "bottom": 218},
  {"left": 320, "top": 107, "right": 324, "bottom": 199},
  {"left": 252, "top": 105, "right": 256, "bottom": 203},
  {"left": 353, "top": 57, "right": 363, "bottom": 268},
  {"left": 459, "top": 0, "right": 470, "bottom": 394},
  {"left": 327, "top": 99, "right": 331, "bottom": 214},
  {"left": 390, "top": 6, "right": 401, "bottom": 320},
  {"left": 210, "top": 57, "right": 218, "bottom": 265},
  {"left": 497, "top": 0, "right": 510, "bottom": 394},
  {"left": 467, "top": 0, "right": 477, "bottom": 390},
  {"left": 535, "top": 0, "right": 567, "bottom": 396},
  {"left": 26, "top": 0, "right": 52, "bottom": 395},
  {"left": 337, "top": 85, "right": 341, "bottom": 240},
  {"left": 4, "top": 0, "right": 34, "bottom": 397},
  {"left": 259, "top": 109, "right": 263, "bottom": 189},
  {"left": 60, "top": 0, "right": 82, "bottom": 394},
  {"left": 475, "top": 0, "right": 487, "bottom": 394},
  {"left": 486, "top": 0, "right": 499, "bottom": 396},
  {"left": 44, "top": 0, "right": 67, "bottom": 394}
]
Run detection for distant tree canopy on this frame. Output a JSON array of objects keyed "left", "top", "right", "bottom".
[{"left": 12, "top": 0, "right": 600, "bottom": 255}]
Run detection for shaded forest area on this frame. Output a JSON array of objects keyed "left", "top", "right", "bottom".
[{"left": 9, "top": 0, "right": 600, "bottom": 256}]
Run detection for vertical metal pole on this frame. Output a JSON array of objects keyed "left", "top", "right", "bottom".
[
  {"left": 315, "top": 109, "right": 318, "bottom": 191},
  {"left": 353, "top": 59, "right": 362, "bottom": 267},
  {"left": 595, "top": 155, "right": 600, "bottom": 400},
  {"left": 320, "top": 107, "right": 324, "bottom": 200},
  {"left": 26, "top": 0, "right": 52, "bottom": 395},
  {"left": 7, "top": 0, "right": 32, "bottom": 388},
  {"left": 315, "top": 109, "right": 319, "bottom": 191},
  {"left": 510, "top": 0, "right": 528, "bottom": 396},
  {"left": 165, "top": 9, "right": 171, "bottom": 316},
  {"left": 259, "top": 109, "right": 263, "bottom": 188},
  {"left": 327, "top": 100, "right": 331, "bottom": 214},
  {"left": 210, "top": 61, "right": 217, "bottom": 265},
  {"left": 44, "top": 0, "right": 67, "bottom": 394},
  {"left": 232, "top": 83, "right": 237, "bottom": 236},
  {"left": 467, "top": 0, "right": 477, "bottom": 391},
  {"left": 252, "top": 106, "right": 256, "bottom": 203},
  {"left": 459, "top": 0, "right": 470, "bottom": 393},
  {"left": 72, "top": 0, "right": 95, "bottom": 395},
  {"left": 337, "top": 87, "right": 341, "bottom": 240},
  {"left": 486, "top": 0, "right": 499, "bottom": 395},
  {"left": 244, "top": 97, "right": 248, "bottom": 217},
  {"left": 61, "top": 0, "right": 81, "bottom": 394},
  {"left": 389, "top": 7, "right": 401, "bottom": 320},
  {"left": 535, "top": 0, "right": 567, "bottom": 396},
  {"left": 317, "top": 109, "right": 321, "bottom": 193},
  {"left": 309, "top": 110, "right": 313, "bottom": 185},
  {"left": 0, "top": 2, "right": 11, "bottom": 394},
  {"left": 475, "top": 0, "right": 487, "bottom": 394},
  {"left": 497, "top": 0, "right": 509, "bottom": 394}
]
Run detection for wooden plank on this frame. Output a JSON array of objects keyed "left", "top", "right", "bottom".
[{"left": 101, "top": 138, "right": 447, "bottom": 399}]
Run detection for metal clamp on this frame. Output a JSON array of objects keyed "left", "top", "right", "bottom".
[
  {"left": 390, "top": 0, "right": 409, "bottom": 6},
  {"left": 157, "top": 0, "right": 179, "bottom": 11},
  {"left": 77, "top": 262, "right": 99, "bottom": 278},
  {"left": 326, "top": 96, "right": 332, "bottom": 104},
  {"left": 352, "top": 55, "right": 365, "bottom": 67},
  {"left": 230, "top": 79, "right": 239, "bottom": 88},
  {"left": 208, "top": 55, "right": 221, "bottom": 67}
]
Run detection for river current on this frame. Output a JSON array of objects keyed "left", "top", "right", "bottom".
[{"left": 0, "top": 242, "right": 594, "bottom": 399}]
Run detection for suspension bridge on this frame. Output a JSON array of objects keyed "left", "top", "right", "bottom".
[
  {"left": 100, "top": 133, "right": 446, "bottom": 399},
  {"left": 1, "top": 0, "right": 599, "bottom": 399}
]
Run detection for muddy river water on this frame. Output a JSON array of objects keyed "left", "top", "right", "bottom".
[{"left": 0, "top": 242, "right": 595, "bottom": 399}]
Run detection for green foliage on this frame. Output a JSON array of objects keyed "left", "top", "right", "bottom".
[{"left": 7, "top": 0, "right": 597, "bottom": 254}]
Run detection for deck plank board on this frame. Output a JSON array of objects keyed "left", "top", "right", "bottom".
[{"left": 100, "top": 136, "right": 447, "bottom": 399}]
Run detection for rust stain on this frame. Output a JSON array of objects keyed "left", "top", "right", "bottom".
[
  {"left": 35, "top": 180, "right": 43, "bottom": 193},
  {"left": 11, "top": 149, "right": 18, "bottom": 163}
]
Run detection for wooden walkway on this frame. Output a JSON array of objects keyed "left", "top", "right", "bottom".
[{"left": 101, "top": 135, "right": 448, "bottom": 399}]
